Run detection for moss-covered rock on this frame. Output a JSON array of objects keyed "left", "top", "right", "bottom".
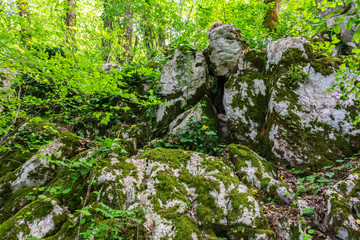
[
  {"left": 325, "top": 190, "right": 360, "bottom": 240},
  {"left": 263, "top": 36, "right": 358, "bottom": 170},
  {"left": 168, "top": 95, "right": 219, "bottom": 136},
  {"left": 0, "top": 131, "right": 80, "bottom": 205},
  {"left": 155, "top": 48, "right": 214, "bottom": 134},
  {"left": 229, "top": 144, "right": 292, "bottom": 204},
  {"left": 0, "top": 199, "right": 66, "bottom": 239},
  {"left": 224, "top": 71, "right": 267, "bottom": 145}
]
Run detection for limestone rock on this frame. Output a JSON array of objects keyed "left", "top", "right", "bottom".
[
  {"left": 55, "top": 148, "right": 275, "bottom": 239},
  {"left": 229, "top": 144, "right": 292, "bottom": 205},
  {"left": 155, "top": 49, "right": 214, "bottom": 129},
  {"left": 264, "top": 37, "right": 360, "bottom": 169},
  {"left": 168, "top": 95, "right": 218, "bottom": 136},
  {"left": 100, "top": 63, "right": 122, "bottom": 72},
  {"left": 325, "top": 189, "right": 360, "bottom": 240},
  {"left": 0, "top": 131, "right": 79, "bottom": 199},
  {"left": 204, "top": 22, "right": 249, "bottom": 78},
  {"left": 0, "top": 199, "right": 66, "bottom": 239}
]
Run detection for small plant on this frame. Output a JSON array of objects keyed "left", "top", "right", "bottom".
[
  {"left": 79, "top": 203, "right": 145, "bottom": 240},
  {"left": 176, "top": 115, "right": 223, "bottom": 156},
  {"left": 286, "top": 64, "right": 309, "bottom": 84}
]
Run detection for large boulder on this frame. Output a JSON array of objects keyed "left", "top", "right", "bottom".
[
  {"left": 264, "top": 37, "right": 360, "bottom": 170},
  {"left": 155, "top": 48, "right": 214, "bottom": 131},
  {"left": 223, "top": 49, "right": 267, "bottom": 144},
  {"left": 7, "top": 148, "right": 275, "bottom": 240},
  {"left": 204, "top": 22, "right": 249, "bottom": 78}
]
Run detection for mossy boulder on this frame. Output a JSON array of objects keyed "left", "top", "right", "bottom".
[
  {"left": 155, "top": 48, "right": 214, "bottom": 133},
  {"left": 168, "top": 95, "right": 219, "bottom": 136},
  {"left": 0, "top": 199, "right": 66, "bottom": 239},
  {"left": 66, "top": 148, "right": 274, "bottom": 239},
  {"left": 229, "top": 144, "right": 292, "bottom": 204},
  {"left": 204, "top": 22, "right": 249, "bottom": 78},
  {"left": 263, "top": 37, "right": 359, "bottom": 170},
  {"left": 224, "top": 70, "right": 267, "bottom": 144},
  {"left": 0, "top": 131, "right": 79, "bottom": 203},
  {"left": 325, "top": 190, "right": 360, "bottom": 240}
]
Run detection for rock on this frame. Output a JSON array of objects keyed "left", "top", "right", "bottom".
[
  {"left": 317, "top": 0, "right": 359, "bottom": 46},
  {"left": 100, "top": 63, "right": 122, "bottom": 72},
  {"left": 168, "top": 95, "right": 218, "bottom": 136},
  {"left": 229, "top": 144, "right": 292, "bottom": 204},
  {"left": 0, "top": 67, "right": 13, "bottom": 91},
  {"left": 266, "top": 37, "right": 309, "bottom": 71},
  {"left": 204, "top": 22, "right": 249, "bottom": 78},
  {"left": 325, "top": 189, "right": 360, "bottom": 240},
  {"left": 0, "top": 199, "right": 66, "bottom": 239},
  {"left": 155, "top": 48, "right": 214, "bottom": 129},
  {"left": 46, "top": 148, "right": 275, "bottom": 239},
  {"left": 0, "top": 131, "right": 79, "bottom": 201},
  {"left": 264, "top": 37, "right": 360, "bottom": 170},
  {"left": 223, "top": 50, "right": 267, "bottom": 143}
]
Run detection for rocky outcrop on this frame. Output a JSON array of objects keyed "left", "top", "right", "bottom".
[
  {"left": 264, "top": 37, "right": 359, "bottom": 169},
  {"left": 155, "top": 48, "right": 214, "bottom": 130},
  {"left": 0, "top": 147, "right": 276, "bottom": 239},
  {"left": 229, "top": 144, "right": 292, "bottom": 205},
  {"left": 204, "top": 22, "right": 249, "bottom": 78}
]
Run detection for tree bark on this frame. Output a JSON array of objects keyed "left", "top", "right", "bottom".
[
  {"left": 118, "top": 8, "right": 133, "bottom": 63},
  {"left": 65, "top": 0, "right": 76, "bottom": 44},
  {"left": 17, "top": 0, "right": 31, "bottom": 44},
  {"left": 263, "top": 0, "right": 280, "bottom": 32}
]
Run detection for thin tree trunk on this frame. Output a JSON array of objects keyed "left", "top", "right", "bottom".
[
  {"left": 65, "top": 0, "right": 76, "bottom": 45},
  {"left": 118, "top": 8, "right": 133, "bottom": 63},
  {"left": 102, "top": 0, "right": 113, "bottom": 62},
  {"left": 17, "top": 0, "right": 31, "bottom": 44},
  {"left": 263, "top": 0, "right": 280, "bottom": 32}
]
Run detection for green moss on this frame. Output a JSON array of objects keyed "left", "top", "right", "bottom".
[
  {"left": 173, "top": 215, "right": 202, "bottom": 239},
  {"left": 0, "top": 187, "right": 33, "bottom": 223},
  {"left": 311, "top": 56, "right": 341, "bottom": 76},
  {"left": 244, "top": 49, "right": 266, "bottom": 71},
  {"left": 58, "top": 131, "right": 79, "bottom": 160},
  {"left": 0, "top": 150, "right": 34, "bottom": 178},
  {"left": 141, "top": 148, "right": 192, "bottom": 169},
  {"left": 0, "top": 199, "right": 66, "bottom": 239},
  {"left": 279, "top": 48, "right": 308, "bottom": 68}
]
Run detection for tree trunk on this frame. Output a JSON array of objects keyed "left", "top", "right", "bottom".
[
  {"left": 65, "top": 0, "right": 76, "bottom": 44},
  {"left": 263, "top": 0, "right": 280, "bottom": 32},
  {"left": 118, "top": 9, "right": 133, "bottom": 63},
  {"left": 17, "top": 0, "right": 31, "bottom": 44},
  {"left": 101, "top": 0, "right": 113, "bottom": 62}
]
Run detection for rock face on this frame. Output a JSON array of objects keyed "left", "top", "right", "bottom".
[
  {"left": 155, "top": 48, "right": 214, "bottom": 130},
  {"left": 204, "top": 22, "right": 249, "bottom": 78},
  {"left": 0, "top": 146, "right": 276, "bottom": 240},
  {"left": 264, "top": 37, "right": 360, "bottom": 169},
  {"left": 223, "top": 49, "right": 267, "bottom": 143},
  {"left": 229, "top": 145, "right": 292, "bottom": 205}
]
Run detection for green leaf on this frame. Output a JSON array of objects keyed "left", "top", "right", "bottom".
[
  {"left": 325, "top": 172, "right": 335, "bottom": 178},
  {"left": 354, "top": 29, "right": 360, "bottom": 43},
  {"left": 38, "top": 194, "right": 47, "bottom": 199},
  {"left": 302, "top": 207, "right": 314, "bottom": 215},
  {"left": 333, "top": 24, "right": 341, "bottom": 34}
]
